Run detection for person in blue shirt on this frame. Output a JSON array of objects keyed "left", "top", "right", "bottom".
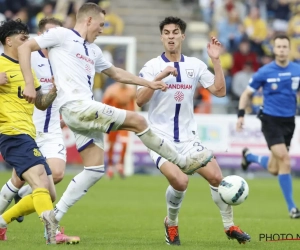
[{"left": 236, "top": 34, "right": 300, "bottom": 219}]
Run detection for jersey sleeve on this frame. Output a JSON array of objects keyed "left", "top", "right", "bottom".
[
  {"left": 34, "top": 27, "right": 66, "bottom": 49},
  {"left": 32, "top": 70, "right": 41, "bottom": 91},
  {"left": 94, "top": 47, "right": 112, "bottom": 73},
  {"left": 137, "top": 61, "right": 155, "bottom": 90},
  {"left": 248, "top": 69, "right": 264, "bottom": 92},
  {"left": 198, "top": 61, "right": 215, "bottom": 88}
]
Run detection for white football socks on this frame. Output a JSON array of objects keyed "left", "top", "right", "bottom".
[
  {"left": 18, "top": 185, "right": 32, "bottom": 198},
  {"left": 136, "top": 127, "right": 186, "bottom": 168},
  {"left": 0, "top": 179, "right": 19, "bottom": 214},
  {"left": 54, "top": 165, "right": 105, "bottom": 222},
  {"left": 166, "top": 185, "right": 186, "bottom": 226},
  {"left": 210, "top": 185, "right": 234, "bottom": 229}
]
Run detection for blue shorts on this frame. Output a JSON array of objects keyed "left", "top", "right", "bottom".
[{"left": 0, "top": 134, "right": 51, "bottom": 180}]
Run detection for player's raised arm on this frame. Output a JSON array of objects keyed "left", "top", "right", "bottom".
[
  {"left": 205, "top": 37, "right": 226, "bottom": 97},
  {"left": 19, "top": 27, "right": 64, "bottom": 104},
  {"left": 102, "top": 65, "right": 168, "bottom": 91},
  {"left": 18, "top": 39, "right": 41, "bottom": 103},
  {"left": 136, "top": 65, "right": 177, "bottom": 107},
  {"left": 35, "top": 78, "right": 57, "bottom": 111}
]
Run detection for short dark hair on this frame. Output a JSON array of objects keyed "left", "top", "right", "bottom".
[
  {"left": 77, "top": 3, "right": 106, "bottom": 21},
  {"left": 159, "top": 16, "right": 186, "bottom": 34},
  {"left": 38, "top": 17, "right": 63, "bottom": 32},
  {"left": 274, "top": 34, "right": 290, "bottom": 44},
  {"left": 0, "top": 19, "right": 29, "bottom": 45}
]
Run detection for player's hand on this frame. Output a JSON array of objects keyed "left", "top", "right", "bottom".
[
  {"left": 148, "top": 81, "right": 168, "bottom": 91},
  {"left": 23, "top": 84, "right": 36, "bottom": 104},
  {"left": 236, "top": 117, "right": 244, "bottom": 132},
  {"left": 157, "top": 66, "right": 178, "bottom": 79},
  {"left": 60, "top": 119, "right": 66, "bottom": 128},
  {"left": 0, "top": 72, "right": 8, "bottom": 85},
  {"left": 207, "top": 36, "right": 222, "bottom": 60}
]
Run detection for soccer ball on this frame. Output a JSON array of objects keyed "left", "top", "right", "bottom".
[{"left": 218, "top": 175, "right": 249, "bottom": 206}]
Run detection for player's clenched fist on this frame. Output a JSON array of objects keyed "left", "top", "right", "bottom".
[
  {"left": 0, "top": 72, "right": 8, "bottom": 85},
  {"left": 158, "top": 66, "right": 178, "bottom": 79},
  {"left": 148, "top": 81, "right": 168, "bottom": 91},
  {"left": 23, "top": 84, "right": 36, "bottom": 103}
]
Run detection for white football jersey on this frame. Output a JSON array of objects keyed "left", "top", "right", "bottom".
[
  {"left": 34, "top": 27, "right": 112, "bottom": 108},
  {"left": 138, "top": 53, "right": 214, "bottom": 142},
  {"left": 31, "top": 50, "right": 61, "bottom": 133}
]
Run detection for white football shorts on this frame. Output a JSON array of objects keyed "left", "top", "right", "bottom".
[
  {"left": 36, "top": 132, "right": 66, "bottom": 161},
  {"left": 60, "top": 100, "right": 127, "bottom": 152},
  {"left": 149, "top": 133, "right": 205, "bottom": 169}
]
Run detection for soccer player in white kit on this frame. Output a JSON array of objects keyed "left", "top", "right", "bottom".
[
  {"left": 136, "top": 17, "right": 251, "bottom": 245},
  {"left": 16, "top": 3, "right": 213, "bottom": 233},
  {"left": 0, "top": 18, "right": 79, "bottom": 244}
]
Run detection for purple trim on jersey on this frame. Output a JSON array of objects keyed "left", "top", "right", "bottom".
[
  {"left": 43, "top": 104, "right": 52, "bottom": 133},
  {"left": 174, "top": 62, "right": 182, "bottom": 82},
  {"left": 78, "top": 139, "right": 94, "bottom": 152},
  {"left": 48, "top": 60, "right": 53, "bottom": 75},
  {"left": 87, "top": 75, "right": 92, "bottom": 89},
  {"left": 38, "top": 50, "right": 46, "bottom": 58},
  {"left": 71, "top": 29, "right": 81, "bottom": 37},
  {"left": 106, "top": 122, "right": 115, "bottom": 133},
  {"left": 161, "top": 52, "right": 184, "bottom": 62},
  {"left": 156, "top": 156, "right": 162, "bottom": 169},
  {"left": 83, "top": 41, "right": 89, "bottom": 56},
  {"left": 174, "top": 104, "right": 181, "bottom": 142}
]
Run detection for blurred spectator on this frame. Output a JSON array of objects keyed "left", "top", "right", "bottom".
[
  {"left": 198, "top": 0, "right": 222, "bottom": 26},
  {"left": 261, "top": 28, "right": 275, "bottom": 57},
  {"left": 2, "top": 0, "right": 27, "bottom": 20},
  {"left": 63, "top": 13, "right": 76, "bottom": 29},
  {"left": 245, "top": 0, "right": 267, "bottom": 21},
  {"left": 287, "top": 4, "right": 300, "bottom": 38},
  {"left": 99, "top": 1, "right": 124, "bottom": 36},
  {"left": 35, "top": 2, "right": 63, "bottom": 28},
  {"left": 213, "top": 0, "right": 246, "bottom": 27},
  {"left": 54, "top": 0, "right": 85, "bottom": 20},
  {"left": 194, "top": 86, "right": 211, "bottom": 113},
  {"left": 271, "top": 0, "right": 291, "bottom": 33},
  {"left": 217, "top": 8, "right": 243, "bottom": 52},
  {"left": 231, "top": 62, "right": 254, "bottom": 100},
  {"left": 231, "top": 39, "right": 259, "bottom": 75},
  {"left": 243, "top": 6, "right": 267, "bottom": 56}
]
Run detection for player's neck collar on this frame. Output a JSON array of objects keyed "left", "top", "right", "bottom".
[
  {"left": 161, "top": 52, "right": 184, "bottom": 62},
  {"left": 1, "top": 53, "right": 18, "bottom": 64},
  {"left": 71, "top": 29, "right": 82, "bottom": 38}
]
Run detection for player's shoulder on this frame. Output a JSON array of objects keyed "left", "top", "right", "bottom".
[
  {"left": 288, "top": 61, "right": 300, "bottom": 70},
  {"left": 143, "top": 57, "right": 160, "bottom": 67},
  {"left": 183, "top": 55, "right": 206, "bottom": 67},
  {"left": 257, "top": 61, "right": 276, "bottom": 74}
]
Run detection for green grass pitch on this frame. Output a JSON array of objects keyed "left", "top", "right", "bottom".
[{"left": 0, "top": 172, "right": 300, "bottom": 249}]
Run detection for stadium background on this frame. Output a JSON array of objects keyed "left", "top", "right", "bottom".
[{"left": 1, "top": 0, "right": 300, "bottom": 178}]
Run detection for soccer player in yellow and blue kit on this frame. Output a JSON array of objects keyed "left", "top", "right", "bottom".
[
  {"left": 237, "top": 35, "right": 300, "bottom": 219},
  {"left": 0, "top": 19, "right": 59, "bottom": 244}
]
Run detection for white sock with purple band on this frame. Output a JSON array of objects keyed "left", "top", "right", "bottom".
[
  {"left": 54, "top": 165, "right": 105, "bottom": 222},
  {"left": 0, "top": 179, "right": 19, "bottom": 214},
  {"left": 210, "top": 185, "right": 234, "bottom": 230},
  {"left": 18, "top": 185, "right": 33, "bottom": 198},
  {"left": 136, "top": 127, "right": 186, "bottom": 168},
  {"left": 166, "top": 185, "right": 186, "bottom": 226}
]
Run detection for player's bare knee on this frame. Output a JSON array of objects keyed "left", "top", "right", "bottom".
[
  {"left": 51, "top": 168, "right": 65, "bottom": 184},
  {"left": 133, "top": 114, "right": 148, "bottom": 132},
  {"left": 169, "top": 174, "right": 188, "bottom": 191},
  {"left": 11, "top": 174, "right": 25, "bottom": 189},
  {"left": 268, "top": 168, "right": 278, "bottom": 176},
  {"left": 207, "top": 173, "right": 223, "bottom": 187}
]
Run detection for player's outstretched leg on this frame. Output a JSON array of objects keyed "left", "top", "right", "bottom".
[
  {"left": 241, "top": 148, "right": 269, "bottom": 171},
  {"left": 121, "top": 112, "right": 213, "bottom": 175},
  {"left": 197, "top": 159, "right": 251, "bottom": 244}
]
